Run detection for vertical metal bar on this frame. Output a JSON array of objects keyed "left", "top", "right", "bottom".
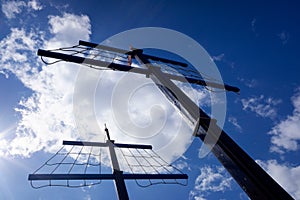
[
  {"left": 113, "top": 170, "right": 130, "bottom": 200},
  {"left": 107, "top": 139, "right": 129, "bottom": 200},
  {"left": 105, "top": 124, "right": 111, "bottom": 141},
  {"left": 134, "top": 53, "right": 293, "bottom": 200},
  {"left": 108, "top": 140, "right": 121, "bottom": 171}
]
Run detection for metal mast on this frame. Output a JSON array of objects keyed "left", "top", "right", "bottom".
[{"left": 36, "top": 41, "right": 294, "bottom": 199}]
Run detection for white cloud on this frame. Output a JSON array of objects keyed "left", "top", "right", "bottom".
[
  {"left": 238, "top": 77, "right": 258, "bottom": 88},
  {"left": 256, "top": 159, "right": 300, "bottom": 199},
  {"left": 251, "top": 18, "right": 256, "bottom": 32},
  {"left": 1, "top": 0, "right": 43, "bottom": 19},
  {"left": 1, "top": 1, "right": 26, "bottom": 19},
  {"left": 211, "top": 53, "right": 225, "bottom": 62},
  {"left": 241, "top": 95, "right": 281, "bottom": 119},
  {"left": 173, "top": 156, "right": 191, "bottom": 171},
  {"left": 175, "top": 81, "right": 210, "bottom": 107},
  {"left": 46, "top": 13, "right": 91, "bottom": 49},
  {"left": 210, "top": 53, "right": 235, "bottom": 68},
  {"left": 0, "top": 27, "right": 42, "bottom": 83},
  {"left": 189, "top": 191, "right": 207, "bottom": 200},
  {"left": 228, "top": 116, "right": 242, "bottom": 132},
  {"left": 89, "top": 71, "right": 194, "bottom": 164},
  {"left": 0, "top": 13, "right": 91, "bottom": 157},
  {"left": 27, "top": 0, "right": 43, "bottom": 11},
  {"left": 0, "top": 11, "right": 194, "bottom": 166},
  {"left": 268, "top": 89, "right": 300, "bottom": 153},
  {"left": 251, "top": 18, "right": 259, "bottom": 37},
  {"left": 189, "top": 165, "right": 233, "bottom": 200}
]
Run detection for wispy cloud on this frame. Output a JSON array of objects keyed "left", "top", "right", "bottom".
[
  {"left": 173, "top": 156, "right": 191, "bottom": 171},
  {"left": 1, "top": 1, "right": 26, "bottom": 19},
  {"left": 277, "top": 31, "right": 290, "bottom": 45},
  {"left": 256, "top": 159, "right": 300, "bottom": 199},
  {"left": 241, "top": 95, "right": 281, "bottom": 119},
  {"left": 268, "top": 89, "right": 300, "bottom": 154},
  {"left": 238, "top": 77, "right": 258, "bottom": 88},
  {"left": 211, "top": 53, "right": 225, "bottom": 62},
  {"left": 211, "top": 53, "right": 235, "bottom": 68},
  {"left": 189, "top": 165, "right": 233, "bottom": 200},
  {"left": 1, "top": 0, "right": 43, "bottom": 19},
  {"left": 0, "top": 27, "right": 45, "bottom": 90},
  {"left": 251, "top": 18, "right": 256, "bottom": 31},
  {"left": 28, "top": 0, "right": 43, "bottom": 11},
  {"left": 228, "top": 116, "right": 242, "bottom": 132},
  {"left": 251, "top": 18, "right": 258, "bottom": 36}
]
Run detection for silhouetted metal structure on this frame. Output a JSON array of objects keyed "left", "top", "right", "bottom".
[
  {"left": 34, "top": 40, "right": 294, "bottom": 199},
  {"left": 29, "top": 125, "right": 187, "bottom": 200}
]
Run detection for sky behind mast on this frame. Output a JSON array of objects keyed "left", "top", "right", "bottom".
[{"left": 0, "top": 1, "right": 300, "bottom": 199}]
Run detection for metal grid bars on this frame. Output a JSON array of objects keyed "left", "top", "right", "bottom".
[
  {"left": 118, "top": 147, "right": 187, "bottom": 187},
  {"left": 29, "top": 141, "right": 188, "bottom": 189},
  {"left": 40, "top": 44, "right": 130, "bottom": 69},
  {"left": 29, "top": 144, "right": 105, "bottom": 188},
  {"left": 37, "top": 40, "right": 240, "bottom": 93},
  {"left": 148, "top": 58, "right": 229, "bottom": 96},
  {"left": 149, "top": 58, "right": 202, "bottom": 81}
]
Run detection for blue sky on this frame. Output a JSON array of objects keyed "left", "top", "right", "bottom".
[{"left": 1, "top": 0, "right": 300, "bottom": 199}]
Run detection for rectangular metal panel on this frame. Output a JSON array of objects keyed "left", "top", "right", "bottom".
[
  {"left": 79, "top": 40, "right": 188, "bottom": 67},
  {"left": 79, "top": 40, "right": 129, "bottom": 54}
]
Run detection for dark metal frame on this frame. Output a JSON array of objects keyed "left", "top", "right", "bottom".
[
  {"left": 29, "top": 128, "right": 187, "bottom": 200},
  {"left": 35, "top": 41, "right": 293, "bottom": 199}
]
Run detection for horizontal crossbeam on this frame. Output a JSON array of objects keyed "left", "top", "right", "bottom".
[
  {"left": 28, "top": 173, "right": 188, "bottom": 180},
  {"left": 37, "top": 49, "right": 240, "bottom": 93},
  {"left": 38, "top": 49, "right": 148, "bottom": 74},
  {"left": 63, "top": 140, "right": 152, "bottom": 149}
]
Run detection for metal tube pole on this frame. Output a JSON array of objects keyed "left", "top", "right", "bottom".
[{"left": 107, "top": 140, "right": 129, "bottom": 200}]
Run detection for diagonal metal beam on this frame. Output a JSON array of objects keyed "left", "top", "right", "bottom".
[{"left": 133, "top": 52, "right": 293, "bottom": 200}]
